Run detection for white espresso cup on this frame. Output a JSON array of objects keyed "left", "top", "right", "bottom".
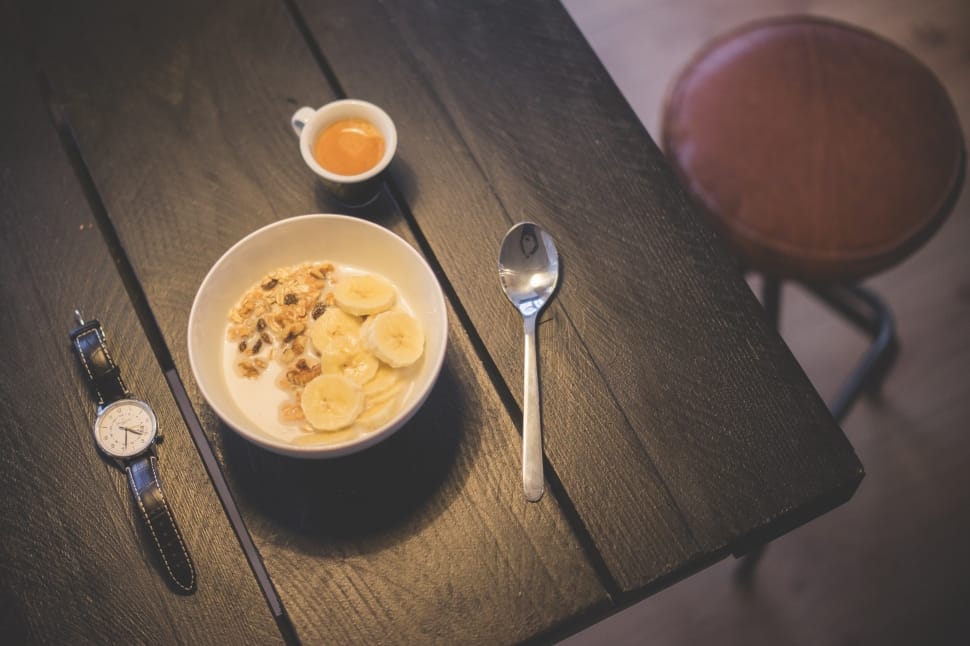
[{"left": 291, "top": 99, "right": 397, "bottom": 207}]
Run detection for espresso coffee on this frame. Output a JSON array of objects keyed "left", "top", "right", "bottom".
[{"left": 313, "top": 118, "right": 385, "bottom": 176}]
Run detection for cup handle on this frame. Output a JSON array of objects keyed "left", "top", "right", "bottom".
[{"left": 291, "top": 107, "right": 316, "bottom": 136}]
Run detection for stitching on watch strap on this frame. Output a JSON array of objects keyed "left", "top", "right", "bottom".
[
  {"left": 73, "top": 329, "right": 101, "bottom": 400},
  {"left": 73, "top": 326, "right": 128, "bottom": 406},
  {"left": 147, "top": 456, "right": 195, "bottom": 590},
  {"left": 127, "top": 458, "right": 195, "bottom": 592}
]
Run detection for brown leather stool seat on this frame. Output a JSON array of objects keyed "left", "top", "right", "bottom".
[{"left": 662, "top": 15, "right": 964, "bottom": 284}]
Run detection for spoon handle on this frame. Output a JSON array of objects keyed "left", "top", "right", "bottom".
[{"left": 522, "top": 315, "right": 544, "bottom": 501}]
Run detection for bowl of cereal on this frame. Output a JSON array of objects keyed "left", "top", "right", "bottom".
[{"left": 187, "top": 214, "right": 448, "bottom": 458}]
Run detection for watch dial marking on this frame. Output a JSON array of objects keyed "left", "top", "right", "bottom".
[{"left": 95, "top": 400, "right": 156, "bottom": 458}]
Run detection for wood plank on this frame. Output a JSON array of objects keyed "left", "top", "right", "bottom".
[
  {"left": 0, "top": 5, "right": 282, "bottom": 643},
  {"left": 294, "top": 0, "right": 864, "bottom": 592},
  {"left": 28, "top": 0, "right": 610, "bottom": 641},
  {"left": 295, "top": 0, "right": 705, "bottom": 592}
]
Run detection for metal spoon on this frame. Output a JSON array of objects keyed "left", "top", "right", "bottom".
[{"left": 498, "top": 222, "right": 560, "bottom": 502}]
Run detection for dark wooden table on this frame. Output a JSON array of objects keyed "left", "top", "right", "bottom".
[{"left": 1, "top": 0, "right": 863, "bottom": 643}]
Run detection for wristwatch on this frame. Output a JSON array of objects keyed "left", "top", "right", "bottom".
[{"left": 69, "top": 311, "right": 196, "bottom": 593}]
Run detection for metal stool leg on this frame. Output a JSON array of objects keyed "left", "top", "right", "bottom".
[
  {"left": 736, "top": 280, "right": 898, "bottom": 583},
  {"left": 735, "top": 276, "right": 782, "bottom": 582},
  {"left": 806, "top": 284, "right": 898, "bottom": 423},
  {"left": 762, "top": 276, "right": 781, "bottom": 327},
  {"left": 734, "top": 544, "right": 765, "bottom": 584}
]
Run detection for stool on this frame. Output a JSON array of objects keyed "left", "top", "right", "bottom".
[{"left": 661, "top": 16, "right": 965, "bottom": 577}]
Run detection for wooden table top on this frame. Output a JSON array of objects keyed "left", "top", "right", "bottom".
[{"left": 0, "top": 0, "right": 863, "bottom": 643}]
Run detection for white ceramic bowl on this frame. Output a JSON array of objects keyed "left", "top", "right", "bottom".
[{"left": 188, "top": 214, "right": 448, "bottom": 458}]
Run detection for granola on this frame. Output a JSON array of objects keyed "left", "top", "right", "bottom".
[{"left": 227, "top": 262, "right": 335, "bottom": 421}]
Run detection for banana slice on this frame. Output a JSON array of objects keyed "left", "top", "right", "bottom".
[
  {"left": 309, "top": 307, "right": 362, "bottom": 358},
  {"left": 365, "top": 381, "right": 405, "bottom": 407},
  {"left": 300, "top": 374, "right": 365, "bottom": 431},
  {"left": 333, "top": 274, "right": 396, "bottom": 316},
  {"left": 321, "top": 349, "right": 380, "bottom": 384},
  {"left": 291, "top": 428, "right": 358, "bottom": 446},
  {"left": 363, "top": 365, "right": 399, "bottom": 398},
  {"left": 365, "top": 311, "right": 425, "bottom": 368},
  {"left": 356, "top": 396, "right": 400, "bottom": 430},
  {"left": 359, "top": 315, "right": 374, "bottom": 343}
]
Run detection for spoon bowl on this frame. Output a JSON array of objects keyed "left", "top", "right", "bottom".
[{"left": 498, "top": 222, "right": 560, "bottom": 501}]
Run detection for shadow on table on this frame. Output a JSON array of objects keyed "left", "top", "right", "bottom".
[
  {"left": 311, "top": 170, "right": 409, "bottom": 227},
  {"left": 218, "top": 357, "right": 472, "bottom": 550}
]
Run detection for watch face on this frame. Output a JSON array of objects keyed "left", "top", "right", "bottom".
[{"left": 93, "top": 399, "right": 158, "bottom": 458}]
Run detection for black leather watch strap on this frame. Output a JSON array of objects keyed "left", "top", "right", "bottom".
[
  {"left": 69, "top": 319, "right": 129, "bottom": 407},
  {"left": 126, "top": 455, "right": 196, "bottom": 593}
]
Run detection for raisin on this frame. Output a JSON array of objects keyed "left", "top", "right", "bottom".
[
  {"left": 238, "top": 340, "right": 247, "bottom": 352},
  {"left": 252, "top": 338, "right": 263, "bottom": 354},
  {"left": 260, "top": 332, "right": 272, "bottom": 344},
  {"left": 262, "top": 278, "right": 278, "bottom": 290},
  {"left": 311, "top": 302, "right": 326, "bottom": 319},
  {"left": 256, "top": 317, "right": 266, "bottom": 330},
  {"left": 283, "top": 293, "right": 298, "bottom": 305}
]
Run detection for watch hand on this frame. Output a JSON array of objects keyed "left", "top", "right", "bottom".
[{"left": 121, "top": 426, "right": 145, "bottom": 436}]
